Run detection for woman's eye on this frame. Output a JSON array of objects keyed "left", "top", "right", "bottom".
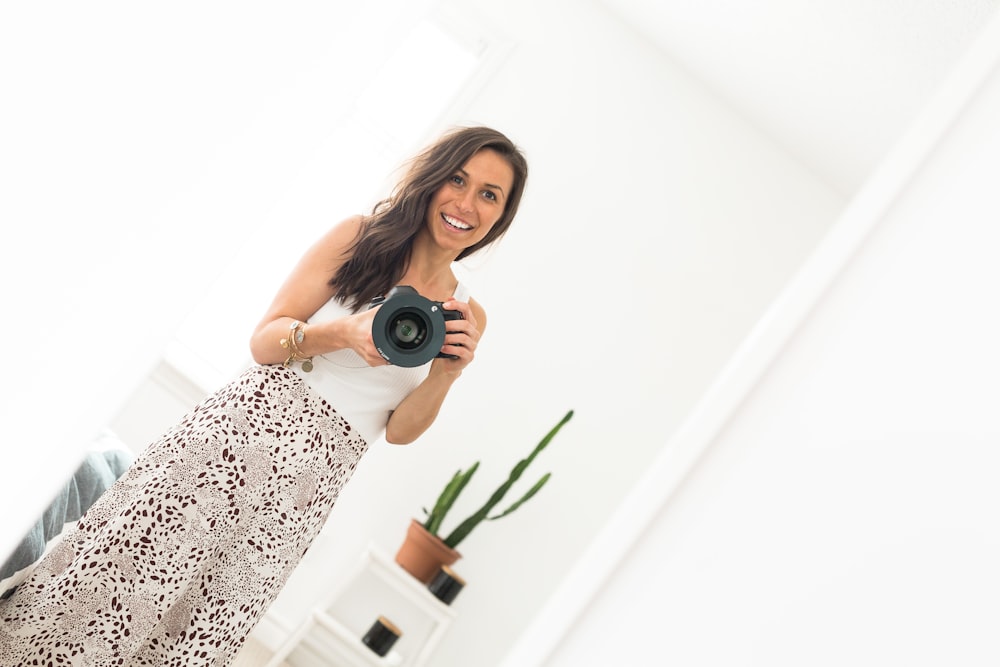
[
  {"left": 450, "top": 175, "right": 465, "bottom": 186},
  {"left": 482, "top": 190, "right": 497, "bottom": 202}
]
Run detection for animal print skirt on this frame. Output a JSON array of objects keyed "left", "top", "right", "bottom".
[{"left": 0, "top": 364, "right": 368, "bottom": 666}]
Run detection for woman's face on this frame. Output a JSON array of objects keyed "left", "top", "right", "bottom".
[{"left": 424, "top": 148, "right": 515, "bottom": 255}]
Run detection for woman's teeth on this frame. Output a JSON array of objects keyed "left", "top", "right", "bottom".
[{"left": 444, "top": 214, "right": 471, "bottom": 230}]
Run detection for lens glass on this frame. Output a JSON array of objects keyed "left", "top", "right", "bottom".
[{"left": 390, "top": 313, "right": 427, "bottom": 349}]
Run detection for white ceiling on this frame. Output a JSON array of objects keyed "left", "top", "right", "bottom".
[{"left": 598, "top": 0, "right": 1000, "bottom": 196}]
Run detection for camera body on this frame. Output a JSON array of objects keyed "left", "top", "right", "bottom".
[{"left": 370, "top": 285, "right": 463, "bottom": 367}]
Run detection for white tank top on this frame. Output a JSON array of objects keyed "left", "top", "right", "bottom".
[{"left": 293, "top": 283, "right": 471, "bottom": 443}]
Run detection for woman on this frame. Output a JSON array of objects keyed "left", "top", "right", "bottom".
[{"left": 0, "top": 126, "right": 527, "bottom": 665}]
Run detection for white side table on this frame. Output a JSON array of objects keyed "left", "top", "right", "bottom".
[{"left": 265, "top": 546, "right": 456, "bottom": 667}]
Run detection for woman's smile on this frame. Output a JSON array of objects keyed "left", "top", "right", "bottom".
[{"left": 442, "top": 213, "right": 473, "bottom": 231}]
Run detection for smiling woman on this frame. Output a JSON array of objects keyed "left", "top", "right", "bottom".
[
  {"left": 0, "top": 126, "right": 529, "bottom": 666},
  {"left": 9, "top": 0, "right": 987, "bottom": 664}
]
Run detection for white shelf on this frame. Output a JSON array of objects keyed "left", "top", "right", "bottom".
[{"left": 265, "top": 546, "right": 455, "bottom": 667}]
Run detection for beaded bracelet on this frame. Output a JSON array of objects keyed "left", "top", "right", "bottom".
[{"left": 280, "top": 320, "right": 314, "bottom": 372}]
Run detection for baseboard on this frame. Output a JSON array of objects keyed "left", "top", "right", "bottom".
[{"left": 252, "top": 610, "right": 294, "bottom": 654}]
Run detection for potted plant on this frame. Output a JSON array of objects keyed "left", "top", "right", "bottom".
[{"left": 395, "top": 409, "right": 574, "bottom": 583}]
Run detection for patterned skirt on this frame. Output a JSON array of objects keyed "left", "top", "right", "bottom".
[{"left": 0, "top": 364, "right": 368, "bottom": 666}]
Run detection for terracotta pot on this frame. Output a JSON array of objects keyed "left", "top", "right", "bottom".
[{"left": 394, "top": 518, "right": 462, "bottom": 584}]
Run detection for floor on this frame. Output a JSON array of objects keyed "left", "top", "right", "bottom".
[{"left": 233, "top": 635, "right": 290, "bottom": 667}]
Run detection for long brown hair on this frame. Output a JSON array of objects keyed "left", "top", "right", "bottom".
[{"left": 330, "top": 126, "right": 528, "bottom": 310}]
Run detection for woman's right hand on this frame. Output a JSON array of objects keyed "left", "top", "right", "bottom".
[
  {"left": 250, "top": 216, "right": 392, "bottom": 368},
  {"left": 331, "top": 305, "right": 390, "bottom": 367}
]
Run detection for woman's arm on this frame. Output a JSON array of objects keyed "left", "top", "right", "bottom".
[
  {"left": 384, "top": 298, "right": 487, "bottom": 444},
  {"left": 249, "top": 215, "right": 388, "bottom": 367}
]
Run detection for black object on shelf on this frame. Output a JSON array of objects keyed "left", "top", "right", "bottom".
[
  {"left": 361, "top": 615, "right": 402, "bottom": 657},
  {"left": 428, "top": 565, "right": 466, "bottom": 605}
]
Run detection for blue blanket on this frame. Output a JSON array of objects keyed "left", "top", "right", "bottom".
[{"left": 1, "top": 448, "right": 133, "bottom": 597}]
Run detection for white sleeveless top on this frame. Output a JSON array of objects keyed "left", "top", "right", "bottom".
[{"left": 293, "top": 283, "right": 470, "bottom": 443}]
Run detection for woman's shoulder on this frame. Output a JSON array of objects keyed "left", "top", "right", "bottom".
[
  {"left": 323, "top": 215, "right": 365, "bottom": 247},
  {"left": 298, "top": 216, "right": 366, "bottom": 271},
  {"left": 450, "top": 281, "right": 485, "bottom": 330},
  {"left": 291, "top": 215, "right": 366, "bottom": 280},
  {"left": 467, "top": 296, "right": 487, "bottom": 333}
]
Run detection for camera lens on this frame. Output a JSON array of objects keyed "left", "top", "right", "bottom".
[
  {"left": 391, "top": 313, "right": 427, "bottom": 348},
  {"left": 370, "top": 286, "right": 450, "bottom": 367}
]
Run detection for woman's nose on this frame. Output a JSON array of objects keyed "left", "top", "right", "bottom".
[{"left": 457, "top": 190, "right": 475, "bottom": 212}]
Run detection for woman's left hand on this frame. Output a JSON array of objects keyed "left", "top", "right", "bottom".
[
  {"left": 386, "top": 296, "right": 486, "bottom": 443},
  {"left": 433, "top": 298, "right": 481, "bottom": 374}
]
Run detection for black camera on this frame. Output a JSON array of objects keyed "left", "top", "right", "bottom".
[{"left": 370, "top": 286, "right": 463, "bottom": 367}]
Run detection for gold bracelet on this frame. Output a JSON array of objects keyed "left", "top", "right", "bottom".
[
  {"left": 290, "top": 321, "right": 314, "bottom": 372},
  {"left": 280, "top": 320, "right": 314, "bottom": 372}
]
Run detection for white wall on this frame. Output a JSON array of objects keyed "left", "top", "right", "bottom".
[
  {"left": 537, "top": 31, "right": 1000, "bottom": 667},
  {"left": 250, "top": 0, "right": 843, "bottom": 664},
  {"left": 0, "top": 0, "right": 431, "bottom": 537},
  {"left": 2, "top": 1, "right": 844, "bottom": 666}
]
